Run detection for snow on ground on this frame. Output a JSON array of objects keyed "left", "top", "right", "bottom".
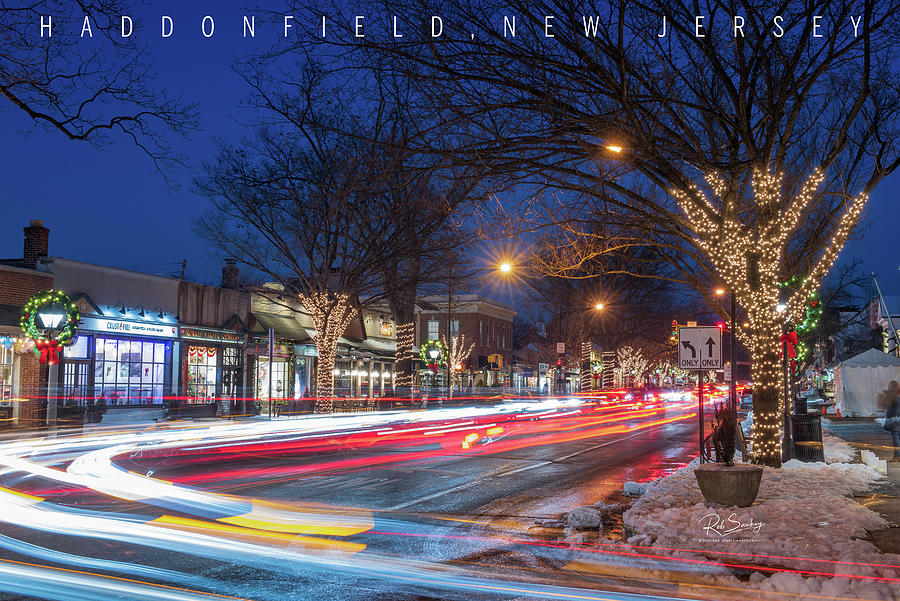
[
  {"left": 564, "top": 430, "right": 900, "bottom": 600},
  {"left": 823, "top": 430, "right": 857, "bottom": 463},
  {"left": 741, "top": 411, "right": 856, "bottom": 464}
]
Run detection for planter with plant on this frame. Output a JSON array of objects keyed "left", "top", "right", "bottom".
[{"left": 694, "top": 402, "right": 763, "bottom": 507}]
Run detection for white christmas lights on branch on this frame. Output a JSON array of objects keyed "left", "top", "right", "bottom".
[
  {"left": 673, "top": 166, "right": 868, "bottom": 465},
  {"left": 301, "top": 291, "right": 356, "bottom": 414}
]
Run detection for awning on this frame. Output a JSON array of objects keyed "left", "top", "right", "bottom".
[
  {"left": 358, "top": 338, "right": 396, "bottom": 353},
  {"left": 251, "top": 312, "right": 312, "bottom": 342}
]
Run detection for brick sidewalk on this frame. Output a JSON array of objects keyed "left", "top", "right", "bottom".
[{"left": 824, "top": 418, "right": 900, "bottom": 554}]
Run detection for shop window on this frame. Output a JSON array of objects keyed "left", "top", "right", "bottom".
[
  {"left": 63, "top": 362, "right": 90, "bottom": 405},
  {"left": 333, "top": 359, "right": 352, "bottom": 397},
  {"left": 427, "top": 320, "right": 439, "bottom": 340},
  {"left": 221, "top": 347, "right": 241, "bottom": 398},
  {"left": 187, "top": 346, "right": 218, "bottom": 403},
  {"left": 0, "top": 343, "right": 13, "bottom": 404},
  {"left": 450, "top": 320, "right": 459, "bottom": 337},
  {"left": 256, "top": 357, "right": 288, "bottom": 401},
  {"left": 95, "top": 338, "right": 169, "bottom": 406}
]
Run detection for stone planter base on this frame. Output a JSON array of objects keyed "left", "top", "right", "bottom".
[{"left": 694, "top": 463, "right": 763, "bottom": 507}]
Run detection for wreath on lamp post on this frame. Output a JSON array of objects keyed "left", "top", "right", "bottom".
[
  {"left": 419, "top": 339, "right": 448, "bottom": 374},
  {"left": 20, "top": 290, "right": 80, "bottom": 365}
]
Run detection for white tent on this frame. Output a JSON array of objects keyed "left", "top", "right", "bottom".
[{"left": 833, "top": 348, "right": 900, "bottom": 417}]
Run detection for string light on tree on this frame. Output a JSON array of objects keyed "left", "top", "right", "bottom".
[
  {"left": 301, "top": 291, "right": 356, "bottom": 414},
  {"left": 443, "top": 334, "right": 475, "bottom": 393},
  {"left": 672, "top": 166, "right": 867, "bottom": 467},
  {"left": 394, "top": 322, "right": 416, "bottom": 389}
]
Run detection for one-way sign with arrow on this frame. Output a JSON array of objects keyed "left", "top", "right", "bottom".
[{"left": 677, "top": 326, "right": 722, "bottom": 370}]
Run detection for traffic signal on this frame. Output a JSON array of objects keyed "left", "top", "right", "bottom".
[
  {"left": 556, "top": 359, "right": 563, "bottom": 368},
  {"left": 717, "top": 322, "right": 725, "bottom": 331},
  {"left": 670, "top": 320, "right": 678, "bottom": 342}
]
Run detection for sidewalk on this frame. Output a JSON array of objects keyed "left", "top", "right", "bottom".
[{"left": 823, "top": 417, "right": 900, "bottom": 554}]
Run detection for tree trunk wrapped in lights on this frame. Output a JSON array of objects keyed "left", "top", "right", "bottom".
[
  {"left": 673, "top": 169, "right": 866, "bottom": 467},
  {"left": 304, "top": 291, "right": 357, "bottom": 413},
  {"left": 392, "top": 321, "right": 416, "bottom": 392}
]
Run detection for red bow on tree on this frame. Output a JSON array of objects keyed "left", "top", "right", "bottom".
[
  {"left": 779, "top": 330, "right": 799, "bottom": 371},
  {"left": 779, "top": 331, "right": 798, "bottom": 359},
  {"left": 36, "top": 339, "right": 59, "bottom": 365}
]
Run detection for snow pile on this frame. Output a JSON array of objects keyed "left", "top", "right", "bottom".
[
  {"left": 614, "top": 459, "right": 900, "bottom": 599},
  {"left": 823, "top": 429, "right": 857, "bottom": 464},
  {"left": 623, "top": 480, "right": 649, "bottom": 496},
  {"left": 567, "top": 506, "right": 604, "bottom": 529},
  {"left": 566, "top": 502, "right": 623, "bottom": 530}
]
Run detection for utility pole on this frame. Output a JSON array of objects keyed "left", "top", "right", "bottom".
[{"left": 446, "top": 263, "right": 453, "bottom": 400}]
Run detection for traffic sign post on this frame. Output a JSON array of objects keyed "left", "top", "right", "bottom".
[
  {"left": 678, "top": 326, "right": 723, "bottom": 463},
  {"left": 678, "top": 326, "right": 722, "bottom": 370}
]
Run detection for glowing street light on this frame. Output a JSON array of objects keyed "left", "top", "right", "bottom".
[
  {"left": 606, "top": 145, "right": 623, "bottom": 153},
  {"left": 594, "top": 302, "right": 604, "bottom": 311},
  {"left": 499, "top": 262, "right": 512, "bottom": 273},
  {"left": 714, "top": 288, "right": 726, "bottom": 296}
]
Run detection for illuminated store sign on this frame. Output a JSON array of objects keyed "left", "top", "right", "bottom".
[{"left": 80, "top": 317, "right": 177, "bottom": 338}]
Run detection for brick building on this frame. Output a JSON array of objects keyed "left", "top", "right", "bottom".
[
  {"left": 416, "top": 294, "right": 516, "bottom": 388},
  {"left": 0, "top": 221, "right": 54, "bottom": 427}
]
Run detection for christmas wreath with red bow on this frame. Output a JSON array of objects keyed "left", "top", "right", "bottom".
[
  {"left": 419, "top": 339, "right": 448, "bottom": 374},
  {"left": 20, "top": 290, "right": 80, "bottom": 365}
]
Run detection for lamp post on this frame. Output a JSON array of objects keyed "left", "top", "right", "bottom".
[
  {"left": 715, "top": 288, "right": 738, "bottom": 425},
  {"left": 776, "top": 289, "right": 793, "bottom": 460},
  {"left": 427, "top": 346, "right": 441, "bottom": 391}
]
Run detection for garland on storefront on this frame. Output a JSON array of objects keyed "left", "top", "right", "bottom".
[
  {"left": 419, "top": 339, "right": 448, "bottom": 374},
  {"left": 19, "top": 290, "right": 80, "bottom": 365}
]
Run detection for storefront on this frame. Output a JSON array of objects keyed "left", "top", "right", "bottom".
[
  {"left": 60, "top": 316, "right": 177, "bottom": 409},
  {"left": 179, "top": 327, "right": 246, "bottom": 413},
  {"left": 248, "top": 340, "right": 294, "bottom": 402},
  {"left": 294, "top": 344, "right": 317, "bottom": 399}
]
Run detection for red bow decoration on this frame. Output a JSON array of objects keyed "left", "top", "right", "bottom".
[
  {"left": 428, "top": 363, "right": 439, "bottom": 374},
  {"left": 779, "top": 330, "right": 799, "bottom": 371},
  {"left": 36, "top": 339, "right": 59, "bottom": 365},
  {"left": 779, "top": 331, "right": 798, "bottom": 359}
]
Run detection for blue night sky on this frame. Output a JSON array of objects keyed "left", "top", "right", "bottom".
[{"left": 1, "top": 2, "right": 898, "bottom": 296}]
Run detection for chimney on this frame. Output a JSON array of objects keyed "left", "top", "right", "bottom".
[
  {"left": 23, "top": 220, "right": 49, "bottom": 269},
  {"left": 222, "top": 258, "right": 239, "bottom": 289}
]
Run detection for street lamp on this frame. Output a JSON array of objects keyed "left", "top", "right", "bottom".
[
  {"left": 594, "top": 302, "right": 604, "bottom": 311},
  {"left": 499, "top": 262, "right": 512, "bottom": 273},
  {"left": 715, "top": 287, "right": 738, "bottom": 425},
  {"left": 606, "top": 145, "right": 623, "bottom": 153}
]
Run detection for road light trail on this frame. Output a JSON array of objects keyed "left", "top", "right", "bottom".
[{"left": 12, "top": 392, "right": 855, "bottom": 601}]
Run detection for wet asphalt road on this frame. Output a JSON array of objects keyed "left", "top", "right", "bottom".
[{"left": 0, "top": 409, "right": 704, "bottom": 601}]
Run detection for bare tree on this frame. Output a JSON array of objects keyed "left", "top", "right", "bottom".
[
  {"left": 196, "top": 69, "right": 421, "bottom": 411},
  {"left": 321, "top": 0, "right": 900, "bottom": 466},
  {"left": 616, "top": 346, "right": 650, "bottom": 387},
  {"left": 443, "top": 333, "right": 476, "bottom": 397},
  {"left": 2, "top": 1, "right": 197, "bottom": 169}
]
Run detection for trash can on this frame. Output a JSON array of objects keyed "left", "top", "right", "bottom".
[
  {"left": 791, "top": 414, "right": 824, "bottom": 462},
  {"left": 793, "top": 395, "right": 808, "bottom": 414}
]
